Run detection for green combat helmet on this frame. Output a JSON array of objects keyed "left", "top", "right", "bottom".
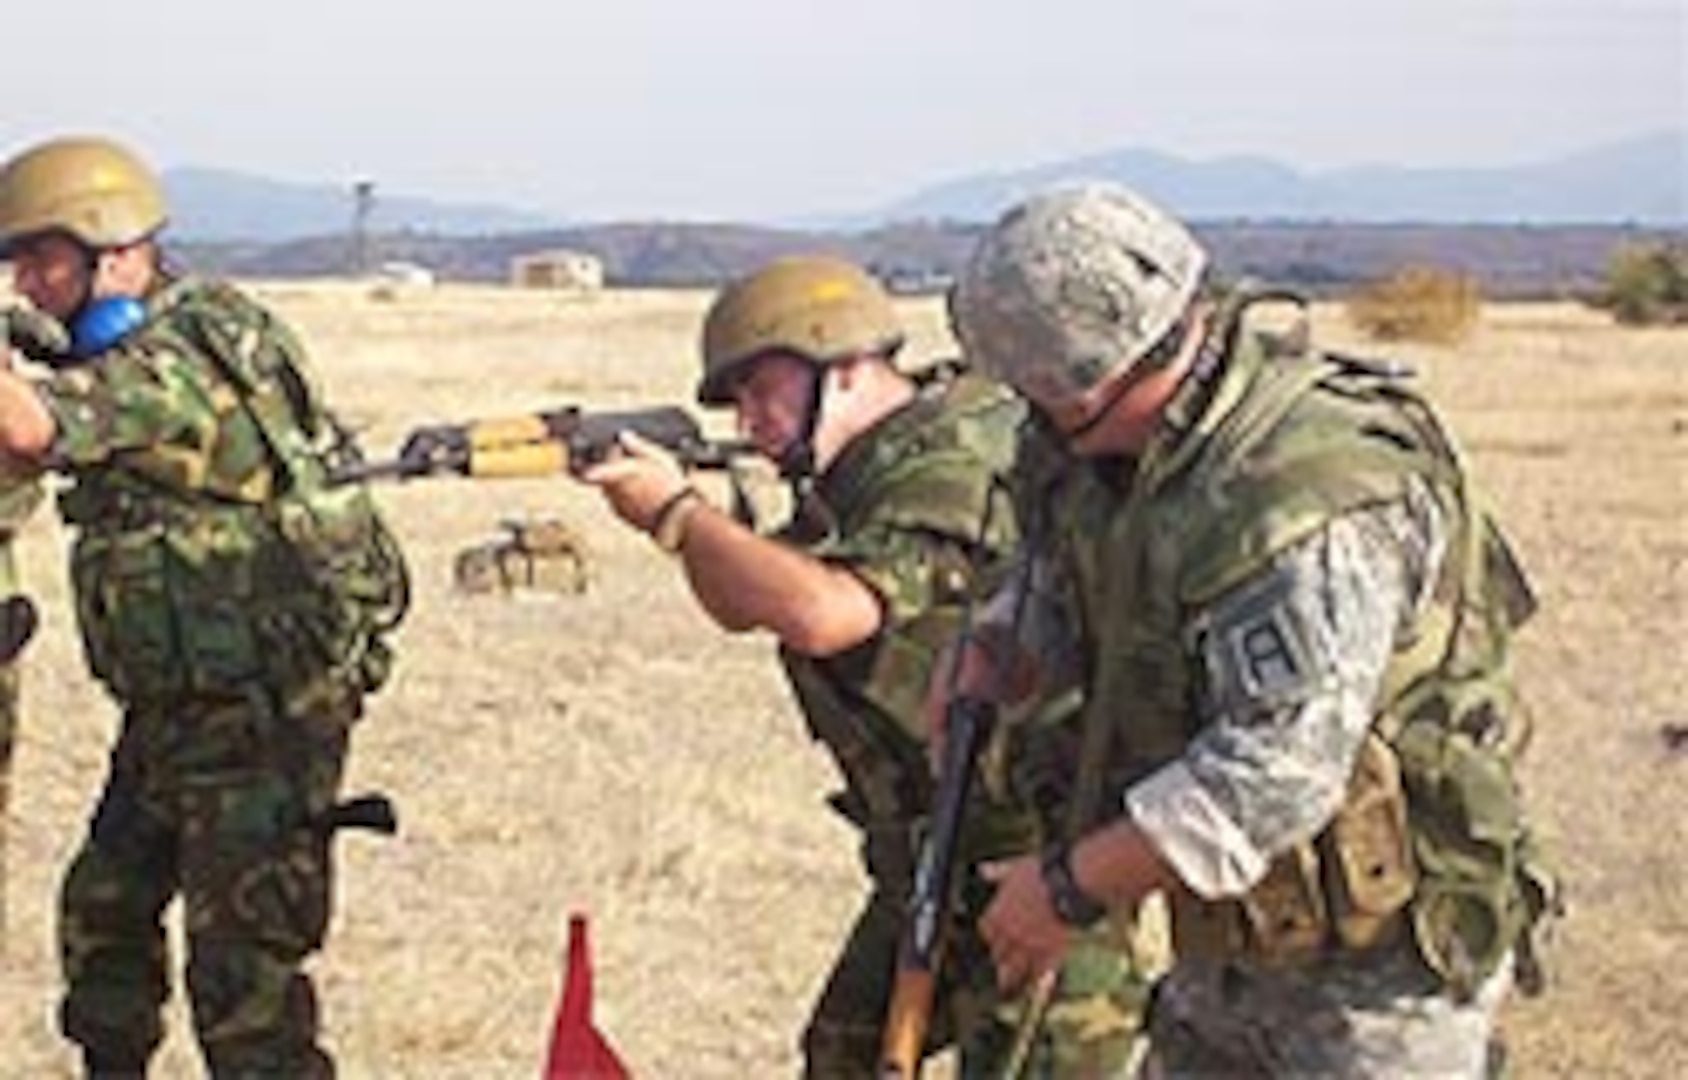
[
  {"left": 0, "top": 135, "right": 168, "bottom": 252},
  {"left": 949, "top": 184, "right": 1208, "bottom": 412},
  {"left": 697, "top": 255, "right": 905, "bottom": 406}
]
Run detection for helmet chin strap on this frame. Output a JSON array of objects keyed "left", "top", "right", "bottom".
[
  {"left": 776, "top": 362, "right": 830, "bottom": 485},
  {"left": 1055, "top": 308, "right": 1199, "bottom": 443}
]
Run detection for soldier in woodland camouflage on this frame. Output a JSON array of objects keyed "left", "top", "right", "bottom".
[
  {"left": 576, "top": 256, "right": 1150, "bottom": 1076},
  {"left": 941, "top": 185, "right": 1557, "bottom": 1076},
  {"left": 0, "top": 304, "right": 57, "bottom": 936},
  {"left": 0, "top": 135, "right": 406, "bottom": 1078},
  {"left": 0, "top": 466, "right": 43, "bottom": 936}
]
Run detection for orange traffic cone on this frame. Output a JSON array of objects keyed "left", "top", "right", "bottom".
[{"left": 543, "top": 913, "right": 630, "bottom": 1079}]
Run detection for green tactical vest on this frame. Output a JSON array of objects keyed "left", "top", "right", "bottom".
[
  {"left": 1050, "top": 302, "right": 1553, "bottom": 996},
  {"left": 55, "top": 278, "right": 408, "bottom": 713},
  {"left": 778, "top": 368, "right": 1035, "bottom": 882}
]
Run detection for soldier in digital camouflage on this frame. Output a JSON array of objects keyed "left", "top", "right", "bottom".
[
  {"left": 0, "top": 135, "right": 407, "bottom": 1078},
  {"left": 577, "top": 255, "right": 1152, "bottom": 1076},
  {"left": 940, "top": 184, "right": 1559, "bottom": 1077}
]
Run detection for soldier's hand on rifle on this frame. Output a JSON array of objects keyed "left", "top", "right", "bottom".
[
  {"left": 978, "top": 853, "right": 1069, "bottom": 994},
  {"left": 580, "top": 429, "right": 696, "bottom": 536}
]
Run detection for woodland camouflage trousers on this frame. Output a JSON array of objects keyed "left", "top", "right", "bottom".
[{"left": 58, "top": 687, "right": 352, "bottom": 1078}]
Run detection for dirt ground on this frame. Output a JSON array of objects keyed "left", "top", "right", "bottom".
[{"left": 0, "top": 283, "right": 1682, "bottom": 1078}]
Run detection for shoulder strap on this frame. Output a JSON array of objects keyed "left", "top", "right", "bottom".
[{"left": 163, "top": 280, "right": 351, "bottom": 494}]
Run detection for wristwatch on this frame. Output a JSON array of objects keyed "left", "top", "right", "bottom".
[
  {"left": 649, "top": 486, "right": 703, "bottom": 553},
  {"left": 1041, "top": 842, "right": 1107, "bottom": 928}
]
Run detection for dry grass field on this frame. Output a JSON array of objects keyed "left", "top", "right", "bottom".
[{"left": 1, "top": 282, "right": 1683, "bottom": 1078}]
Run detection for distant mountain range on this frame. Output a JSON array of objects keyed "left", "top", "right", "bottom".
[
  {"left": 163, "top": 168, "right": 557, "bottom": 242},
  {"left": 164, "top": 130, "right": 1685, "bottom": 243},
  {"left": 862, "top": 131, "right": 1686, "bottom": 229}
]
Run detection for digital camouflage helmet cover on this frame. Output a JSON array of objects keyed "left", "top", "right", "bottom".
[{"left": 949, "top": 184, "right": 1207, "bottom": 410}]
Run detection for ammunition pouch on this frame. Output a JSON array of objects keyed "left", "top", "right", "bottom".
[
  {"left": 70, "top": 490, "right": 402, "bottom": 710},
  {"left": 72, "top": 517, "right": 266, "bottom": 703},
  {"left": 267, "top": 481, "right": 408, "bottom": 697},
  {"left": 1172, "top": 734, "right": 1417, "bottom": 967},
  {"left": 1394, "top": 717, "right": 1559, "bottom": 999},
  {"left": 1325, "top": 731, "right": 1421, "bottom": 950},
  {"left": 1171, "top": 724, "right": 1557, "bottom": 1000}
]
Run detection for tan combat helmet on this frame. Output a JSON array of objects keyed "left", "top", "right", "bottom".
[
  {"left": 949, "top": 184, "right": 1207, "bottom": 411},
  {"left": 0, "top": 135, "right": 168, "bottom": 253},
  {"left": 697, "top": 255, "right": 905, "bottom": 406}
]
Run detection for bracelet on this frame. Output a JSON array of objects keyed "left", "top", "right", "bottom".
[
  {"left": 649, "top": 486, "right": 703, "bottom": 553},
  {"left": 1041, "top": 842, "right": 1107, "bottom": 928}
]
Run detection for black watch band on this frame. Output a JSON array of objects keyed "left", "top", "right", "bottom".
[{"left": 1041, "top": 842, "right": 1107, "bottom": 928}]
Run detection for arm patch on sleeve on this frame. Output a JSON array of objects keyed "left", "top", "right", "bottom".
[{"left": 1198, "top": 565, "right": 1338, "bottom": 717}]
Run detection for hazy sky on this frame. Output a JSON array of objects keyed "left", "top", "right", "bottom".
[{"left": 4, "top": 0, "right": 1682, "bottom": 221}]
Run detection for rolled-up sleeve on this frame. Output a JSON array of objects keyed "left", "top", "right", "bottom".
[{"left": 1127, "top": 485, "right": 1446, "bottom": 899}]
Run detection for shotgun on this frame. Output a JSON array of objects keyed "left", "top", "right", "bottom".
[{"left": 880, "top": 483, "right": 1034, "bottom": 1078}]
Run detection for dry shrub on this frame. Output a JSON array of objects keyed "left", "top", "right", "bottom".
[
  {"left": 1593, "top": 241, "right": 1688, "bottom": 326},
  {"left": 1345, "top": 265, "right": 1482, "bottom": 344}
]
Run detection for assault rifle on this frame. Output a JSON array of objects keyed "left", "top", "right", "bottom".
[
  {"left": 880, "top": 693, "right": 1000, "bottom": 1078},
  {"left": 331, "top": 405, "right": 752, "bottom": 485},
  {"left": 880, "top": 491, "right": 1034, "bottom": 1079}
]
